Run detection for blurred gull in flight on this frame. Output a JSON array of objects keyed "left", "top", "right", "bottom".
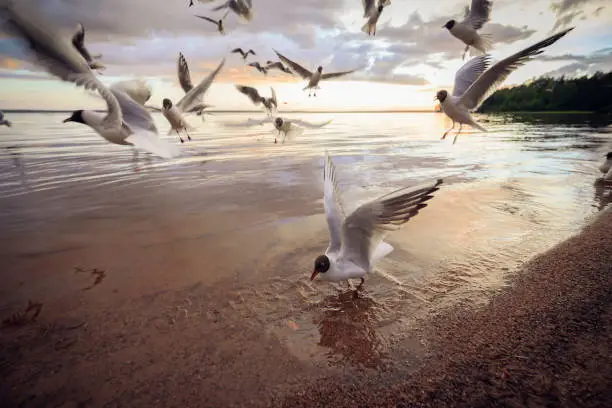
[
  {"left": 265, "top": 60, "right": 292, "bottom": 74},
  {"left": 213, "top": 0, "right": 253, "bottom": 22},
  {"left": 434, "top": 27, "right": 574, "bottom": 144},
  {"left": 311, "top": 153, "right": 443, "bottom": 289},
  {"left": 195, "top": 10, "right": 230, "bottom": 35},
  {"left": 248, "top": 61, "right": 268, "bottom": 75},
  {"left": 361, "top": 0, "right": 391, "bottom": 36},
  {"left": 231, "top": 47, "right": 256, "bottom": 60},
  {"left": 161, "top": 57, "right": 225, "bottom": 143},
  {"left": 225, "top": 116, "right": 332, "bottom": 144},
  {"left": 0, "top": 111, "right": 12, "bottom": 127},
  {"left": 189, "top": 0, "right": 216, "bottom": 7},
  {"left": 71, "top": 23, "right": 104, "bottom": 71},
  {"left": 274, "top": 50, "right": 359, "bottom": 97},
  {"left": 235, "top": 85, "right": 278, "bottom": 116},
  {"left": 443, "top": 0, "right": 492, "bottom": 60}
]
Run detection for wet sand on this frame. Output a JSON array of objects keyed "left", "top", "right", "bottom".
[{"left": 282, "top": 207, "right": 612, "bottom": 407}]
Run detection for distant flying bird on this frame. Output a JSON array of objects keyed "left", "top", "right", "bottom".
[
  {"left": 231, "top": 47, "right": 256, "bottom": 60},
  {"left": 443, "top": 0, "right": 493, "bottom": 60},
  {"left": 311, "top": 153, "right": 442, "bottom": 288},
  {"left": 195, "top": 10, "right": 229, "bottom": 35},
  {"left": 161, "top": 58, "right": 225, "bottom": 143},
  {"left": 248, "top": 61, "right": 268, "bottom": 75},
  {"left": 265, "top": 60, "right": 292, "bottom": 74},
  {"left": 361, "top": 0, "right": 391, "bottom": 36},
  {"left": 434, "top": 28, "right": 574, "bottom": 144},
  {"left": 71, "top": 23, "right": 105, "bottom": 71},
  {"left": 213, "top": 0, "right": 253, "bottom": 21},
  {"left": 274, "top": 50, "right": 359, "bottom": 97},
  {"left": 600, "top": 152, "right": 612, "bottom": 180},
  {"left": 235, "top": 85, "right": 278, "bottom": 115},
  {"left": 0, "top": 111, "right": 12, "bottom": 127},
  {"left": 189, "top": 0, "right": 216, "bottom": 6},
  {"left": 225, "top": 116, "right": 332, "bottom": 144}
]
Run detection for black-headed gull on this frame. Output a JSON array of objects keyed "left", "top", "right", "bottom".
[
  {"left": 224, "top": 116, "right": 332, "bottom": 144},
  {"left": 195, "top": 10, "right": 229, "bottom": 35},
  {"left": 265, "top": 60, "right": 292, "bottom": 74},
  {"left": 212, "top": 0, "right": 253, "bottom": 21},
  {"left": 361, "top": 0, "right": 391, "bottom": 36},
  {"left": 434, "top": 27, "right": 574, "bottom": 144},
  {"left": 235, "top": 85, "right": 277, "bottom": 115},
  {"left": 231, "top": 47, "right": 256, "bottom": 60},
  {"left": 161, "top": 57, "right": 225, "bottom": 142},
  {"left": 312, "top": 154, "right": 443, "bottom": 288},
  {"left": 443, "top": 0, "right": 493, "bottom": 60},
  {"left": 248, "top": 61, "right": 268, "bottom": 75},
  {"left": 273, "top": 50, "right": 359, "bottom": 97}
]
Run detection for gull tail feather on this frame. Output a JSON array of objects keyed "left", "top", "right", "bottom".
[
  {"left": 126, "top": 133, "right": 179, "bottom": 159},
  {"left": 361, "top": 21, "right": 376, "bottom": 36},
  {"left": 473, "top": 33, "right": 493, "bottom": 54}
]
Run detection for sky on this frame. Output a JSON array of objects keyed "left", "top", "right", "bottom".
[{"left": 0, "top": 0, "right": 611, "bottom": 111}]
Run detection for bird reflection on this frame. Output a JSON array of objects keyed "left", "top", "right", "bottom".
[
  {"left": 314, "top": 290, "right": 386, "bottom": 369},
  {"left": 6, "top": 145, "right": 27, "bottom": 186},
  {"left": 593, "top": 178, "right": 612, "bottom": 211},
  {"left": 132, "top": 148, "right": 153, "bottom": 172}
]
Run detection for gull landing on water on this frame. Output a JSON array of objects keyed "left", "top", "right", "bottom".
[
  {"left": 311, "top": 154, "right": 443, "bottom": 289},
  {"left": 274, "top": 50, "right": 359, "bottom": 97},
  {"left": 434, "top": 27, "right": 574, "bottom": 144},
  {"left": 443, "top": 0, "right": 492, "bottom": 60}
]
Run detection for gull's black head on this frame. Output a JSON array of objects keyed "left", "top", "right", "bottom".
[
  {"left": 443, "top": 20, "right": 455, "bottom": 30},
  {"left": 434, "top": 90, "right": 448, "bottom": 103},
  {"left": 162, "top": 98, "right": 173, "bottom": 109},
  {"left": 378, "top": 4, "right": 384, "bottom": 12},
  {"left": 311, "top": 254, "right": 330, "bottom": 280},
  {"left": 63, "top": 110, "right": 85, "bottom": 124},
  {"left": 317, "top": 66, "right": 323, "bottom": 73},
  {"left": 274, "top": 117, "right": 284, "bottom": 127},
  {"left": 606, "top": 152, "right": 612, "bottom": 160}
]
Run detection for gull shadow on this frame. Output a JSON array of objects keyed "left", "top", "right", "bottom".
[{"left": 314, "top": 289, "right": 387, "bottom": 369}]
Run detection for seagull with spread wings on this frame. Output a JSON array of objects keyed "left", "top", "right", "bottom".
[
  {"left": 224, "top": 116, "right": 332, "bottom": 144},
  {"left": 212, "top": 0, "right": 253, "bottom": 21},
  {"left": 161, "top": 56, "right": 225, "bottom": 142},
  {"left": 434, "top": 27, "right": 574, "bottom": 144},
  {"left": 274, "top": 50, "right": 359, "bottom": 97},
  {"left": 231, "top": 47, "right": 256, "bottom": 60},
  {"left": 248, "top": 61, "right": 268, "bottom": 75},
  {"left": 265, "top": 60, "right": 292, "bottom": 74},
  {"left": 443, "top": 0, "right": 493, "bottom": 60},
  {"left": 361, "top": 0, "right": 391, "bottom": 36},
  {"left": 71, "top": 23, "right": 104, "bottom": 71},
  {"left": 311, "top": 153, "right": 443, "bottom": 289},
  {"left": 195, "top": 10, "right": 229, "bottom": 35},
  {"left": 235, "top": 85, "right": 278, "bottom": 115}
]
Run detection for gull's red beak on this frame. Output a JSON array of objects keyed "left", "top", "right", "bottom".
[{"left": 310, "top": 270, "right": 318, "bottom": 281}]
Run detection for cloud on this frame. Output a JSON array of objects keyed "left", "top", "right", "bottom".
[
  {"left": 540, "top": 47, "right": 612, "bottom": 77},
  {"left": 550, "top": 0, "right": 607, "bottom": 30}
]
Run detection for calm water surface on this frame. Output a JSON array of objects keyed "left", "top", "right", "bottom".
[{"left": 1, "top": 111, "right": 611, "bottom": 374}]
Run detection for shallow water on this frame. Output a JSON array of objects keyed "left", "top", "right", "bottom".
[{"left": 1, "top": 111, "right": 612, "bottom": 393}]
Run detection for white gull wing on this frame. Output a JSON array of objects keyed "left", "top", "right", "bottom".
[
  {"left": 290, "top": 118, "right": 332, "bottom": 128},
  {"left": 176, "top": 58, "right": 225, "bottom": 113},
  {"left": 274, "top": 50, "right": 313, "bottom": 79},
  {"left": 110, "top": 79, "right": 152, "bottom": 106},
  {"left": 270, "top": 87, "right": 277, "bottom": 107},
  {"left": 178, "top": 52, "right": 193, "bottom": 93},
  {"left": 321, "top": 69, "right": 359, "bottom": 80},
  {"left": 323, "top": 154, "right": 346, "bottom": 254},
  {"left": 459, "top": 27, "right": 574, "bottom": 111},
  {"left": 1, "top": 2, "right": 121, "bottom": 131},
  {"left": 236, "top": 85, "right": 262, "bottom": 105},
  {"left": 460, "top": 0, "right": 492, "bottom": 30},
  {"left": 340, "top": 179, "right": 443, "bottom": 271},
  {"left": 452, "top": 55, "right": 490, "bottom": 97}
]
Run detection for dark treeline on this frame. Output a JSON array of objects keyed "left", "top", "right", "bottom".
[{"left": 477, "top": 71, "right": 612, "bottom": 113}]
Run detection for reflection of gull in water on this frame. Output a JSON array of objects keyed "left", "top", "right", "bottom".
[
  {"left": 593, "top": 179, "right": 612, "bottom": 211},
  {"left": 6, "top": 145, "right": 27, "bottom": 186},
  {"left": 314, "top": 290, "right": 386, "bottom": 368}
]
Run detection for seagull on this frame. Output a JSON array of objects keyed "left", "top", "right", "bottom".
[
  {"left": 65, "top": 80, "right": 178, "bottom": 159},
  {"left": 599, "top": 152, "right": 612, "bottom": 180},
  {"left": 434, "top": 27, "right": 574, "bottom": 144},
  {"left": 0, "top": 111, "right": 12, "bottom": 127},
  {"left": 195, "top": 10, "right": 229, "bottom": 35},
  {"left": 443, "top": 0, "right": 493, "bottom": 60},
  {"left": 176, "top": 52, "right": 216, "bottom": 118},
  {"left": 161, "top": 58, "right": 225, "bottom": 143},
  {"left": 361, "top": 0, "right": 391, "bottom": 36},
  {"left": 265, "top": 60, "right": 292, "bottom": 74},
  {"left": 212, "top": 0, "right": 253, "bottom": 22},
  {"left": 231, "top": 47, "right": 256, "bottom": 60},
  {"left": 225, "top": 116, "right": 332, "bottom": 144},
  {"left": 71, "top": 23, "right": 104, "bottom": 71},
  {"left": 274, "top": 50, "right": 359, "bottom": 97},
  {"left": 235, "top": 85, "right": 277, "bottom": 115},
  {"left": 311, "top": 153, "right": 443, "bottom": 288},
  {"left": 248, "top": 61, "right": 268, "bottom": 75},
  {"left": 189, "top": 0, "right": 216, "bottom": 6}
]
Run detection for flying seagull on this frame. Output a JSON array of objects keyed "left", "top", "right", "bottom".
[
  {"left": 212, "top": 0, "right": 253, "bottom": 22},
  {"left": 225, "top": 116, "right": 332, "bottom": 144},
  {"left": 161, "top": 57, "right": 225, "bottom": 142},
  {"left": 248, "top": 61, "right": 268, "bottom": 75},
  {"left": 274, "top": 50, "right": 359, "bottom": 97},
  {"left": 71, "top": 23, "right": 104, "bottom": 71},
  {"left": 265, "top": 60, "right": 292, "bottom": 74},
  {"left": 311, "top": 153, "right": 443, "bottom": 289},
  {"left": 175, "top": 52, "right": 216, "bottom": 119},
  {"left": 195, "top": 10, "right": 230, "bottom": 35},
  {"left": 361, "top": 0, "right": 391, "bottom": 36},
  {"left": 434, "top": 27, "right": 574, "bottom": 144},
  {"left": 235, "top": 85, "right": 277, "bottom": 115},
  {"left": 443, "top": 0, "right": 493, "bottom": 60},
  {"left": 189, "top": 0, "right": 216, "bottom": 6},
  {"left": 231, "top": 48, "right": 256, "bottom": 60}
]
